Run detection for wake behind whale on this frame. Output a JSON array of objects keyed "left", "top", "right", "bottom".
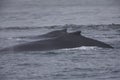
[{"left": 0, "top": 30, "right": 113, "bottom": 52}]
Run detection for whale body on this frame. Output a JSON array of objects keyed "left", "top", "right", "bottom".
[{"left": 0, "top": 31, "right": 113, "bottom": 52}]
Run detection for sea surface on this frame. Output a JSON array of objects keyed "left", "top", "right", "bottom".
[{"left": 0, "top": 0, "right": 120, "bottom": 80}]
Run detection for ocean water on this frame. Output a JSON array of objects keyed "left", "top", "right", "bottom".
[
  {"left": 0, "top": 0, "right": 120, "bottom": 80},
  {"left": 0, "top": 24, "right": 120, "bottom": 80}
]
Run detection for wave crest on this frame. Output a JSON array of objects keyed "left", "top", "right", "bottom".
[{"left": 0, "top": 23, "right": 120, "bottom": 31}]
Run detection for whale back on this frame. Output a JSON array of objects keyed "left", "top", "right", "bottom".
[
  {"left": 0, "top": 30, "right": 113, "bottom": 52},
  {"left": 38, "top": 29, "right": 67, "bottom": 38}
]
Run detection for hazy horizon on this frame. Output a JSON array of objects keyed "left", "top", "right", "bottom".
[
  {"left": 0, "top": 0, "right": 120, "bottom": 27},
  {"left": 1, "top": 0, "right": 120, "bottom": 9}
]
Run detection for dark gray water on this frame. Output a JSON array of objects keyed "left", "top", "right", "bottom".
[{"left": 0, "top": 0, "right": 120, "bottom": 80}]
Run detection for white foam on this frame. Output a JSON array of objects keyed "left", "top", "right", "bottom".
[{"left": 61, "top": 46, "right": 98, "bottom": 51}]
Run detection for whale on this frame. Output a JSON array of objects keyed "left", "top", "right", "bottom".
[
  {"left": 15, "top": 29, "right": 67, "bottom": 40},
  {"left": 0, "top": 31, "right": 113, "bottom": 52}
]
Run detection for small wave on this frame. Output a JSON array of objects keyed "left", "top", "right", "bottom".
[
  {"left": 16, "top": 63, "right": 42, "bottom": 67},
  {"left": 0, "top": 26, "right": 42, "bottom": 30},
  {"left": 7, "top": 37, "right": 23, "bottom": 41},
  {"left": 0, "top": 23, "right": 120, "bottom": 31},
  {"left": 0, "top": 25, "right": 61, "bottom": 31},
  {"left": 61, "top": 46, "right": 99, "bottom": 51},
  {"left": 77, "top": 46, "right": 98, "bottom": 50},
  {"left": 7, "top": 37, "right": 52, "bottom": 42}
]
